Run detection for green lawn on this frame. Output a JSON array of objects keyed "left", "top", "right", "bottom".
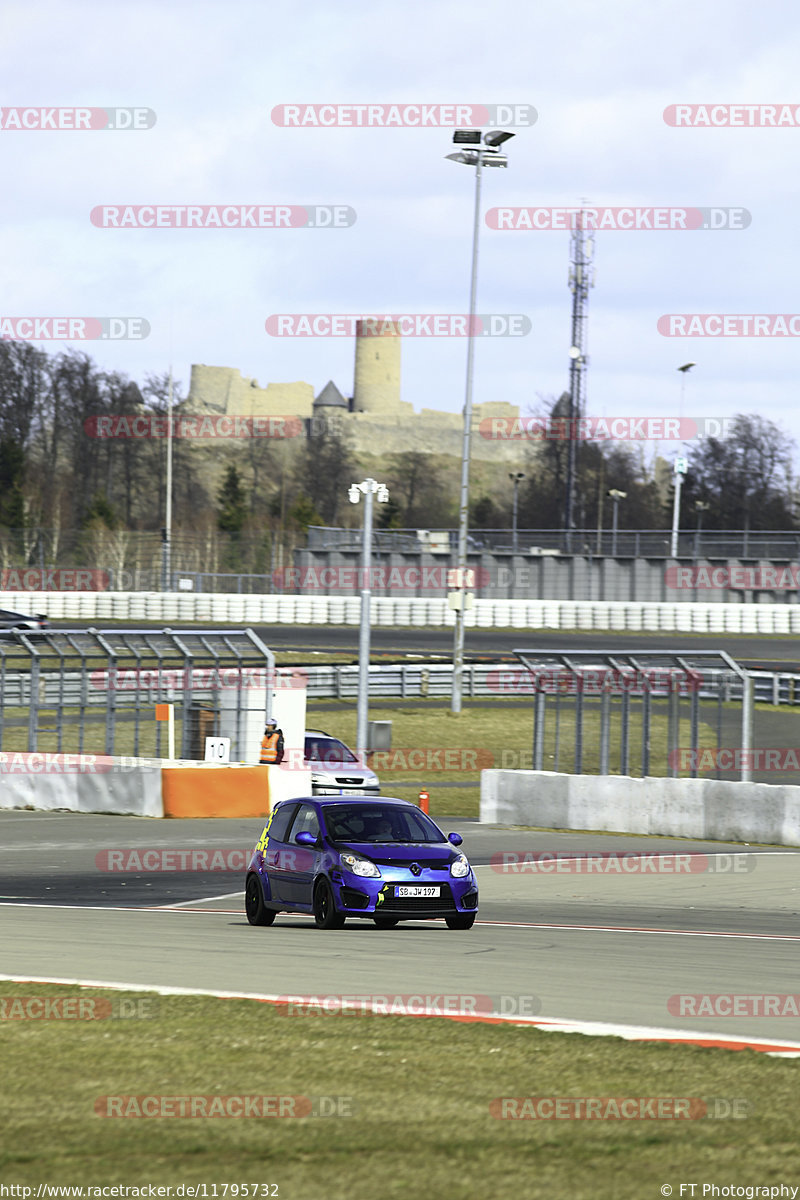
[
  {"left": 1, "top": 983, "right": 797, "bottom": 1199},
  {"left": 308, "top": 699, "right": 717, "bottom": 817}
]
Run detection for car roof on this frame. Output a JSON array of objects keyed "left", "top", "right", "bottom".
[
  {"left": 274, "top": 795, "right": 415, "bottom": 809},
  {"left": 304, "top": 729, "right": 335, "bottom": 738}
]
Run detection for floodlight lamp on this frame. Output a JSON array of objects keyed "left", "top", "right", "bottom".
[
  {"left": 376, "top": 485, "right": 389, "bottom": 503},
  {"left": 568, "top": 346, "right": 581, "bottom": 359},
  {"left": 348, "top": 485, "right": 360, "bottom": 504},
  {"left": 483, "top": 129, "right": 515, "bottom": 147},
  {"left": 452, "top": 130, "right": 482, "bottom": 144},
  {"left": 446, "top": 150, "right": 477, "bottom": 165}
]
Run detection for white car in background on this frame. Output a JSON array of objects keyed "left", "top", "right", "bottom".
[
  {"left": 0, "top": 608, "right": 49, "bottom": 634},
  {"left": 304, "top": 728, "right": 380, "bottom": 796}
]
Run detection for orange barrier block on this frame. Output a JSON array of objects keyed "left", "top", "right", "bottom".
[{"left": 162, "top": 765, "right": 270, "bottom": 819}]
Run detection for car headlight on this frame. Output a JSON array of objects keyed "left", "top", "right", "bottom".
[
  {"left": 450, "top": 854, "right": 470, "bottom": 878},
  {"left": 340, "top": 852, "right": 381, "bottom": 878},
  {"left": 310, "top": 773, "right": 328, "bottom": 784}
]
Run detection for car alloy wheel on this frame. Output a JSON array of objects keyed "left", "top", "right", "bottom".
[
  {"left": 245, "top": 874, "right": 275, "bottom": 926},
  {"left": 445, "top": 913, "right": 476, "bottom": 930},
  {"left": 314, "top": 879, "right": 346, "bottom": 929}
]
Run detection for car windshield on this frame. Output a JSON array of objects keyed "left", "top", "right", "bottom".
[
  {"left": 323, "top": 804, "right": 443, "bottom": 843},
  {"left": 304, "top": 736, "right": 358, "bottom": 765}
]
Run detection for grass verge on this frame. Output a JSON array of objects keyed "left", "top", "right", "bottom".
[
  {"left": 308, "top": 699, "right": 717, "bottom": 817},
  {"left": 1, "top": 982, "right": 797, "bottom": 1199}
]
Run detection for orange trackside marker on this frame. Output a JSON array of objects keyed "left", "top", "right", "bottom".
[
  {"left": 155, "top": 704, "right": 171, "bottom": 721},
  {"left": 418, "top": 789, "right": 429, "bottom": 814}
]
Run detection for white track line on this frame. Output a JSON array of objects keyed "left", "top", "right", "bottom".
[
  {"left": 1, "top": 901, "right": 797, "bottom": 942},
  {"left": 1, "top": 972, "right": 798, "bottom": 1056}
]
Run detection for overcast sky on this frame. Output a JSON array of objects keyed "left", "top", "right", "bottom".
[{"left": 3, "top": 0, "right": 800, "bottom": 460}]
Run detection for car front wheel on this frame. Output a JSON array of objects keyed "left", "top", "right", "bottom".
[
  {"left": 245, "top": 874, "right": 275, "bottom": 926},
  {"left": 445, "top": 913, "right": 476, "bottom": 930},
  {"left": 373, "top": 916, "right": 399, "bottom": 929},
  {"left": 314, "top": 879, "right": 346, "bottom": 929}
]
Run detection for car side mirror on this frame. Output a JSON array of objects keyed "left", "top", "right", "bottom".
[
  {"left": 295, "top": 831, "right": 317, "bottom": 846},
  {"left": 447, "top": 832, "right": 463, "bottom": 846}
]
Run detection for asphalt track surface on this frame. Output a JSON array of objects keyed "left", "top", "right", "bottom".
[
  {"left": 4, "top": 623, "right": 800, "bottom": 1050},
  {"left": 2, "top": 810, "right": 799, "bottom": 1046}
]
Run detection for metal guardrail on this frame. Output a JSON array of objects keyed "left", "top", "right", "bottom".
[
  {"left": 9, "top": 662, "right": 800, "bottom": 707},
  {"left": 307, "top": 526, "right": 800, "bottom": 560}
]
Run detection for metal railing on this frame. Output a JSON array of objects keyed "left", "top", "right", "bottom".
[
  {"left": 3, "top": 660, "right": 800, "bottom": 708},
  {"left": 307, "top": 526, "right": 800, "bottom": 559}
]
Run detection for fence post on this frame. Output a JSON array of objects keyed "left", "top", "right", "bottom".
[{"left": 532, "top": 687, "right": 545, "bottom": 771}]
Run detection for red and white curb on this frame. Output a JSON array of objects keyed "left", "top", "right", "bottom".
[{"left": 1, "top": 973, "right": 799, "bottom": 1057}]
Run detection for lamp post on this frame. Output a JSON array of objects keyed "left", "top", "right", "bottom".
[
  {"left": 509, "top": 472, "right": 525, "bottom": 552},
  {"left": 694, "top": 500, "right": 709, "bottom": 560},
  {"left": 677, "top": 362, "right": 695, "bottom": 417},
  {"left": 446, "top": 126, "right": 514, "bottom": 715},
  {"left": 607, "top": 489, "right": 627, "bottom": 556},
  {"left": 349, "top": 478, "right": 389, "bottom": 758},
  {"left": 670, "top": 456, "right": 688, "bottom": 557},
  {"left": 160, "top": 366, "right": 173, "bottom": 591}
]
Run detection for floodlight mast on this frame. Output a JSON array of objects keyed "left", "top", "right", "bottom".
[
  {"left": 446, "top": 128, "right": 514, "bottom": 715},
  {"left": 350, "top": 478, "right": 389, "bottom": 757},
  {"left": 563, "top": 211, "right": 595, "bottom": 552}
]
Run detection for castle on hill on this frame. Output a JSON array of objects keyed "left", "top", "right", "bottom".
[{"left": 186, "top": 321, "right": 526, "bottom": 462}]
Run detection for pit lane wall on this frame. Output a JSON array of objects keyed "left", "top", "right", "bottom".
[
  {"left": 0, "top": 757, "right": 311, "bottom": 818},
  {"left": 480, "top": 770, "right": 800, "bottom": 846},
  {"left": 6, "top": 590, "right": 800, "bottom": 633}
]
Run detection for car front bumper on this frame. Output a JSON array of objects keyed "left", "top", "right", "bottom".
[{"left": 331, "top": 869, "right": 478, "bottom": 918}]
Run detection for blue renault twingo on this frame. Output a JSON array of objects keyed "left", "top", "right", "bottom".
[{"left": 245, "top": 795, "right": 478, "bottom": 930}]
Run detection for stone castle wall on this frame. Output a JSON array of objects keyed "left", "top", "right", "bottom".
[{"left": 187, "top": 364, "right": 527, "bottom": 463}]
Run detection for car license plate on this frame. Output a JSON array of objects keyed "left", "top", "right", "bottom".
[{"left": 395, "top": 885, "right": 439, "bottom": 898}]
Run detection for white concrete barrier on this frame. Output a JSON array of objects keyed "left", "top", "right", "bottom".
[
  {"left": 3, "top": 590, "right": 800, "bottom": 633},
  {"left": 0, "top": 755, "right": 313, "bottom": 818},
  {"left": 0, "top": 756, "right": 162, "bottom": 817},
  {"left": 480, "top": 769, "right": 800, "bottom": 846}
]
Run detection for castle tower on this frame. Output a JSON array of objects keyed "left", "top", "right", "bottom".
[{"left": 352, "top": 319, "right": 401, "bottom": 413}]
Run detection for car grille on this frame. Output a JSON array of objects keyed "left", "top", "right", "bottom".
[
  {"left": 379, "top": 885, "right": 457, "bottom": 913},
  {"left": 335, "top": 777, "right": 368, "bottom": 785},
  {"left": 371, "top": 857, "right": 451, "bottom": 870}
]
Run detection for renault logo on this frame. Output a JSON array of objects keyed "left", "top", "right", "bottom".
[{"left": 410, "top": 863, "right": 422, "bottom": 876}]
